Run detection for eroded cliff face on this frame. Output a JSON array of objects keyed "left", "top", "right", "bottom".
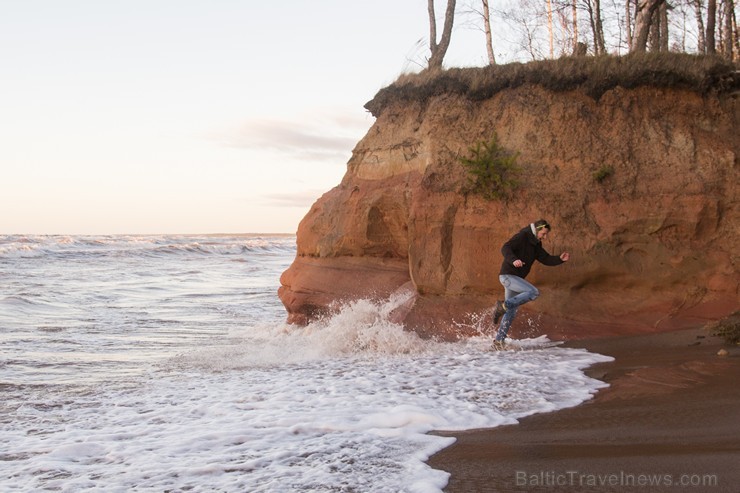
[{"left": 278, "top": 84, "right": 739, "bottom": 340}]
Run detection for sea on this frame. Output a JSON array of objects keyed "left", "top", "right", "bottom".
[{"left": 0, "top": 234, "right": 613, "bottom": 492}]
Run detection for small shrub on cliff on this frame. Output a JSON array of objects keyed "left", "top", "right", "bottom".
[
  {"left": 593, "top": 165, "right": 614, "bottom": 183},
  {"left": 710, "top": 312, "right": 740, "bottom": 345},
  {"left": 459, "top": 134, "right": 521, "bottom": 200}
]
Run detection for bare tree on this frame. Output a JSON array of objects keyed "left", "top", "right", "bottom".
[
  {"left": 547, "top": 0, "right": 555, "bottom": 57},
  {"left": 459, "top": 0, "right": 730, "bottom": 62},
  {"left": 631, "top": 0, "right": 666, "bottom": 51},
  {"left": 459, "top": 0, "right": 496, "bottom": 64},
  {"left": 472, "top": 0, "right": 726, "bottom": 61},
  {"left": 428, "top": 0, "right": 458, "bottom": 70},
  {"left": 596, "top": 0, "right": 607, "bottom": 53},
  {"left": 572, "top": 0, "right": 579, "bottom": 52},
  {"left": 648, "top": 1, "right": 669, "bottom": 50},
  {"left": 660, "top": 1, "right": 669, "bottom": 51},
  {"left": 482, "top": 0, "right": 497, "bottom": 63},
  {"left": 706, "top": 0, "right": 717, "bottom": 53},
  {"left": 626, "top": 0, "right": 635, "bottom": 51},
  {"left": 556, "top": 3, "right": 576, "bottom": 52},
  {"left": 497, "top": 0, "right": 549, "bottom": 60},
  {"left": 734, "top": 3, "right": 740, "bottom": 60},
  {"left": 649, "top": 5, "right": 661, "bottom": 49},
  {"left": 583, "top": 0, "right": 608, "bottom": 54},
  {"left": 693, "top": 0, "right": 707, "bottom": 52},
  {"left": 722, "top": 0, "right": 735, "bottom": 59},
  {"left": 673, "top": 3, "right": 687, "bottom": 51}
]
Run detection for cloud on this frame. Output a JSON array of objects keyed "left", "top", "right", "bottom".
[
  {"left": 261, "top": 190, "right": 328, "bottom": 208},
  {"left": 221, "top": 115, "right": 371, "bottom": 162}
]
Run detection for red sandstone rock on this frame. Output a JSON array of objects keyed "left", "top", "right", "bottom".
[{"left": 279, "top": 84, "right": 739, "bottom": 341}]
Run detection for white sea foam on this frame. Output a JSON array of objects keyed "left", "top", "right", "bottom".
[
  {"left": 0, "top": 235, "right": 613, "bottom": 492},
  {"left": 5, "top": 316, "right": 611, "bottom": 492}
]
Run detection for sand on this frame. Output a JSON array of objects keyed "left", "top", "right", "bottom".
[{"left": 427, "top": 327, "right": 740, "bottom": 492}]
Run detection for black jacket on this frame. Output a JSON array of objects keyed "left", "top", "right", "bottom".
[{"left": 499, "top": 225, "right": 563, "bottom": 278}]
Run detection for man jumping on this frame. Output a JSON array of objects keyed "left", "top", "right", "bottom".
[{"left": 491, "top": 219, "right": 570, "bottom": 350}]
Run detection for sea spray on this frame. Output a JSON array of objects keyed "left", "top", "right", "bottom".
[{"left": 173, "top": 291, "right": 432, "bottom": 370}]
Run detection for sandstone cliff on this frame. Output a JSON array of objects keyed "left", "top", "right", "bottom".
[{"left": 279, "top": 55, "right": 739, "bottom": 341}]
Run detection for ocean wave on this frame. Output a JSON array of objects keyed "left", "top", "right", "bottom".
[
  {"left": 0, "top": 235, "right": 296, "bottom": 259},
  {"left": 0, "top": 295, "right": 61, "bottom": 313}
]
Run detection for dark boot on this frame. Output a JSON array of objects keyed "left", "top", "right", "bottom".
[{"left": 492, "top": 300, "right": 506, "bottom": 324}]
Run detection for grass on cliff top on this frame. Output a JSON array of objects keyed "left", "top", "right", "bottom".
[{"left": 364, "top": 52, "right": 739, "bottom": 116}]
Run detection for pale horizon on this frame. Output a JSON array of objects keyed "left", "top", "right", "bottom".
[{"left": 1, "top": 1, "right": 514, "bottom": 235}]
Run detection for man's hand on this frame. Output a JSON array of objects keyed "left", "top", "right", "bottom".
[
  {"left": 513, "top": 259, "right": 525, "bottom": 268},
  {"left": 560, "top": 252, "right": 570, "bottom": 262}
]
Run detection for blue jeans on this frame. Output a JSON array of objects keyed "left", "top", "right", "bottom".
[{"left": 495, "top": 275, "right": 539, "bottom": 341}]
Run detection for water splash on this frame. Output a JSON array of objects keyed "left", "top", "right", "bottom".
[{"left": 173, "top": 289, "right": 432, "bottom": 370}]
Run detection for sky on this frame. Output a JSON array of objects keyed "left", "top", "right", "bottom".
[{"left": 1, "top": 1, "right": 511, "bottom": 235}]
